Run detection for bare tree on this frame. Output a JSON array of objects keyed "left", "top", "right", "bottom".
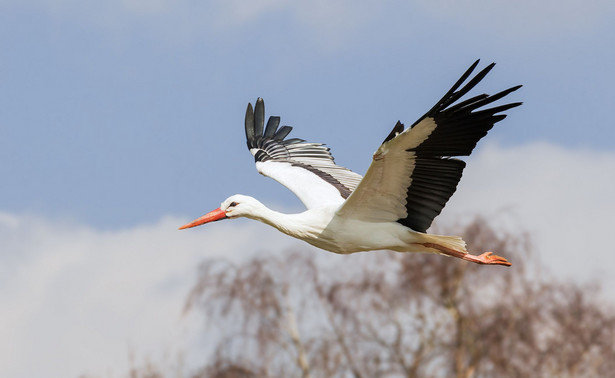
[{"left": 181, "top": 218, "right": 615, "bottom": 378}]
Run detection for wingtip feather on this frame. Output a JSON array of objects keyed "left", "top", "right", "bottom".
[
  {"left": 274, "top": 125, "right": 293, "bottom": 141},
  {"left": 264, "top": 116, "right": 280, "bottom": 138},
  {"left": 254, "top": 98, "right": 265, "bottom": 140},
  {"left": 245, "top": 102, "right": 255, "bottom": 148}
]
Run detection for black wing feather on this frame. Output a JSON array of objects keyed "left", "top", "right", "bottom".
[
  {"left": 396, "top": 60, "right": 522, "bottom": 232},
  {"left": 273, "top": 126, "right": 292, "bottom": 141},
  {"left": 383, "top": 121, "right": 404, "bottom": 144},
  {"left": 253, "top": 99, "right": 265, "bottom": 140},
  {"left": 244, "top": 98, "right": 363, "bottom": 199},
  {"left": 244, "top": 103, "right": 256, "bottom": 149},
  {"left": 264, "top": 116, "right": 280, "bottom": 138}
]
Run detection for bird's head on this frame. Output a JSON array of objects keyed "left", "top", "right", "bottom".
[{"left": 179, "top": 194, "right": 263, "bottom": 230}]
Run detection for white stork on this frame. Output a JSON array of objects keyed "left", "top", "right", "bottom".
[{"left": 180, "top": 60, "right": 521, "bottom": 266}]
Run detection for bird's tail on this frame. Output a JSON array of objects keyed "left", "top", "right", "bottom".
[{"left": 416, "top": 233, "right": 469, "bottom": 256}]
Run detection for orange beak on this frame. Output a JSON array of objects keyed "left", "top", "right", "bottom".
[{"left": 179, "top": 208, "right": 228, "bottom": 230}]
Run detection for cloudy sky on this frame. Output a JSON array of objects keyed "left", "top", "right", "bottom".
[{"left": 2, "top": 1, "right": 615, "bottom": 377}]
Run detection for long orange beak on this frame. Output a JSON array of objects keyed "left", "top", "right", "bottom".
[{"left": 179, "top": 208, "right": 228, "bottom": 230}]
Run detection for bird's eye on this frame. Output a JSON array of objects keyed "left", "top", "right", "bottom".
[{"left": 229, "top": 201, "right": 238, "bottom": 207}]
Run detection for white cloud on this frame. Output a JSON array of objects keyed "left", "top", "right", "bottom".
[
  {"left": 5, "top": 0, "right": 612, "bottom": 42},
  {"left": 0, "top": 213, "right": 296, "bottom": 378},
  {"left": 445, "top": 141, "right": 615, "bottom": 285},
  {"left": 1, "top": 0, "right": 611, "bottom": 54},
  {"left": 2, "top": 142, "right": 614, "bottom": 377},
  {"left": 113, "top": 0, "right": 382, "bottom": 49},
  {"left": 416, "top": 0, "right": 615, "bottom": 37}
]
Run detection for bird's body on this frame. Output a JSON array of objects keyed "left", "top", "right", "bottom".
[
  {"left": 180, "top": 60, "right": 522, "bottom": 266},
  {"left": 220, "top": 194, "right": 459, "bottom": 256}
]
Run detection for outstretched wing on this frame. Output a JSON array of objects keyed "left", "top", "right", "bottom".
[
  {"left": 338, "top": 60, "right": 522, "bottom": 232},
  {"left": 245, "top": 98, "right": 363, "bottom": 209}
]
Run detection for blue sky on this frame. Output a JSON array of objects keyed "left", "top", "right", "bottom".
[
  {"left": 2, "top": 0, "right": 613, "bottom": 228},
  {"left": 2, "top": 1, "right": 615, "bottom": 377}
]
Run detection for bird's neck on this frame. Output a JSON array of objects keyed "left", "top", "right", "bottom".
[
  {"left": 246, "top": 203, "right": 325, "bottom": 239},
  {"left": 247, "top": 206, "right": 298, "bottom": 234}
]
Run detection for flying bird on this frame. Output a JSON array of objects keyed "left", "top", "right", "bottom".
[{"left": 180, "top": 60, "right": 521, "bottom": 266}]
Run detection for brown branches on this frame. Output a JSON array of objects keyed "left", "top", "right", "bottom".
[{"left": 179, "top": 218, "right": 615, "bottom": 377}]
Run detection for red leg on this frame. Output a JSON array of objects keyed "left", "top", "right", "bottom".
[
  {"left": 460, "top": 251, "right": 511, "bottom": 266},
  {"left": 420, "top": 243, "right": 511, "bottom": 267}
]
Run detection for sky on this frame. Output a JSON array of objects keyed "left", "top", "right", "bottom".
[{"left": 1, "top": 1, "right": 615, "bottom": 377}]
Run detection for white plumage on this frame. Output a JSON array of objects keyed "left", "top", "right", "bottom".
[{"left": 180, "top": 60, "right": 522, "bottom": 266}]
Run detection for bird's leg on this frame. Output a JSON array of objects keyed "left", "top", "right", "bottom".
[
  {"left": 420, "top": 243, "right": 512, "bottom": 267},
  {"left": 460, "top": 251, "right": 511, "bottom": 266}
]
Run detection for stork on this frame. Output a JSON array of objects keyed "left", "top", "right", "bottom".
[{"left": 180, "top": 60, "right": 521, "bottom": 266}]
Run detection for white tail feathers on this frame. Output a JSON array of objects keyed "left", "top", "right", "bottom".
[{"left": 419, "top": 233, "right": 468, "bottom": 255}]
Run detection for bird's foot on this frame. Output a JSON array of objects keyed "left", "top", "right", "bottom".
[{"left": 462, "top": 251, "right": 511, "bottom": 267}]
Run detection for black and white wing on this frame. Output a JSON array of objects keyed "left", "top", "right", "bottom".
[
  {"left": 245, "top": 98, "right": 363, "bottom": 209},
  {"left": 338, "top": 60, "right": 522, "bottom": 232}
]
